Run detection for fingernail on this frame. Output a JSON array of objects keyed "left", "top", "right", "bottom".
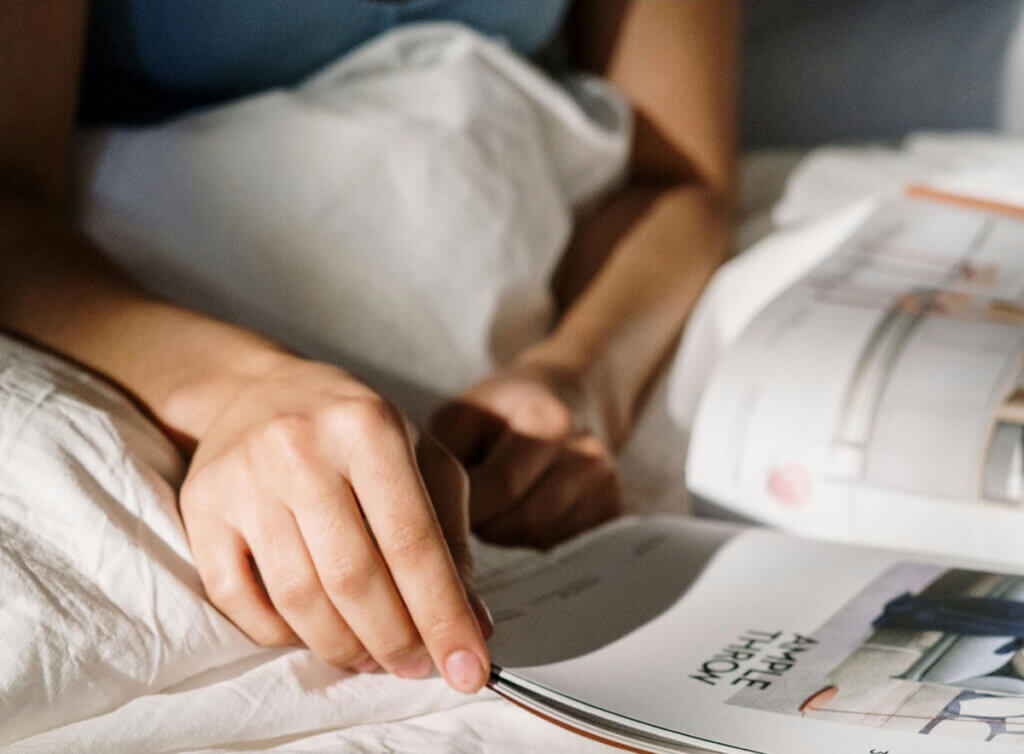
[
  {"left": 468, "top": 591, "right": 495, "bottom": 640},
  {"left": 444, "top": 649, "right": 487, "bottom": 693},
  {"left": 394, "top": 655, "right": 434, "bottom": 680},
  {"left": 353, "top": 657, "right": 381, "bottom": 673}
]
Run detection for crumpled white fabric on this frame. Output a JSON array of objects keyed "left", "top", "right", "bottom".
[
  {"left": 0, "top": 335, "right": 248, "bottom": 747},
  {"left": 76, "top": 22, "right": 630, "bottom": 405},
  {"left": 0, "top": 334, "right": 609, "bottom": 753},
  {"left": 4, "top": 24, "right": 630, "bottom": 752}
]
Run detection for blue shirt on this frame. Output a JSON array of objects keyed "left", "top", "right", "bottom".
[
  {"left": 82, "top": 0, "right": 1023, "bottom": 145},
  {"left": 81, "top": 0, "right": 570, "bottom": 124}
]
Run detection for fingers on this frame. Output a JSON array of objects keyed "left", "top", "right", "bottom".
[
  {"left": 416, "top": 433, "right": 472, "bottom": 580},
  {"left": 243, "top": 501, "right": 372, "bottom": 670},
  {"left": 281, "top": 468, "right": 433, "bottom": 679},
  {"left": 477, "top": 436, "right": 622, "bottom": 548},
  {"left": 331, "top": 403, "right": 491, "bottom": 693},
  {"left": 181, "top": 363, "right": 491, "bottom": 692},
  {"left": 429, "top": 401, "right": 505, "bottom": 466},
  {"left": 187, "top": 517, "right": 298, "bottom": 648},
  {"left": 417, "top": 433, "right": 494, "bottom": 640},
  {"left": 468, "top": 432, "right": 562, "bottom": 526},
  {"left": 541, "top": 467, "right": 623, "bottom": 546}
]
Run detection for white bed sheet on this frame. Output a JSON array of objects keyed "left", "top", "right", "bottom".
[
  {"left": 8, "top": 25, "right": 627, "bottom": 752},
  {"left": 0, "top": 333, "right": 607, "bottom": 754}
]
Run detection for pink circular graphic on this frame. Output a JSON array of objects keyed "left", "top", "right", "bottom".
[{"left": 767, "top": 464, "right": 812, "bottom": 507}]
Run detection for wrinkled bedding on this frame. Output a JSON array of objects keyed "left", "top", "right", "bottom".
[
  {"left": 0, "top": 334, "right": 598, "bottom": 754},
  {"left": 6, "top": 17, "right": 1024, "bottom": 753}
]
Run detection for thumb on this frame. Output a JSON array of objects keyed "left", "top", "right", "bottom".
[
  {"left": 415, "top": 431, "right": 473, "bottom": 581},
  {"left": 417, "top": 432, "right": 495, "bottom": 638},
  {"left": 417, "top": 431, "right": 495, "bottom": 638}
]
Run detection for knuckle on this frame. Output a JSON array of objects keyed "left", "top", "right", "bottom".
[
  {"left": 203, "top": 569, "right": 241, "bottom": 608},
  {"left": 179, "top": 467, "right": 224, "bottom": 515},
  {"left": 381, "top": 521, "right": 434, "bottom": 563},
  {"left": 319, "top": 644, "right": 365, "bottom": 669},
  {"left": 249, "top": 622, "right": 296, "bottom": 648},
  {"left": 422, "top": 610, "right": 465, "bottom": 644},
  {"left": 374, "top": 634, "right": 422, "bottom": 667},
  {"left": 274, "top": 574, "right": 317, "bottom": 613},
  {"left": 321, "top": 553, "right": 380, "bottom": 600},
  {"left": 353, "top": 395, "right": 403, "bottom": 433},
  {"left": 565, "top": 432, "right": 610, "bottom": 469},
  {"left": 326, "top": 396, "right": 405, "bottom": 449},
  {"left": 259, "top": 414, "right": 316, "bottom": 464},
  {"left": 513, "top": 394, "right": 572, "bottom": 438},
  {"left": 572, "top": 433, "right": 610, "bottom": 460}
]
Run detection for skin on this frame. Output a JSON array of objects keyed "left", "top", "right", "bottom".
[
  {"left": 431, "top": 1, "right": 739, "bottom": 547},
  {"left": 0, "top": 1, "right": 737, "bottom": 689}
]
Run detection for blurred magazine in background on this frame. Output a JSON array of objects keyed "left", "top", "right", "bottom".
[{"left": 688, "top": 188, "right": 1024, "bottom": 565}]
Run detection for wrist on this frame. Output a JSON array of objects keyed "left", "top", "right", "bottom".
[
  {"left": 158, "top": 338, "right": 295, "bottom": 452},
  {"left": 513, "top": 334, "right": 592, "bottom": 382}
]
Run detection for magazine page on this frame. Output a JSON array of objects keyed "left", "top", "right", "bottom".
[
  {"left": 483, "top": 516, "right": 1024, "bottom": 753},
  {"left": 686, "top": 192, "right": 1024, "bottom": 565}
]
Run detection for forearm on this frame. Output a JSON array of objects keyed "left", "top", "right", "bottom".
[
  {"left": 523, "top": 181, "right": 730, "bottom": 447},
  {"left": 1, "top": 192, "right": 291, "bottom": 452}
]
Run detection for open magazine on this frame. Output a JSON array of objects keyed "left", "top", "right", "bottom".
[
  {"left": 482, "top": 515, "right": 1024, "bottom": 753},
  {"left": 476, "top": 190, "right": 1024, "bottom": 752},
  {"left": 687, "top": 188, "right": 1024, "bottom": 565}
]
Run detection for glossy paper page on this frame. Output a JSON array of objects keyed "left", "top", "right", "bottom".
[{"left": 483, "top": 517, "right": 1024, "bottom": 753}]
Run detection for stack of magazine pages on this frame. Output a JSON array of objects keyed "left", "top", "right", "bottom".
[{"left": 479, "top": 189, "right": 1024, "bottom": 752}]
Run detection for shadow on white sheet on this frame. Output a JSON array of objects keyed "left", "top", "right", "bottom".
[{"left": 0, "top": 334, "right": 614, "bottom": 754}]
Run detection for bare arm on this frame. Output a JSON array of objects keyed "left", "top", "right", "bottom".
[
  {"left": 431, "top": 0, "right": 739, "bottom": 547},
  {"left": 547, "top": 0, "right": 739, "bottom": 444},
  {"left": 0, "top": 1, "right": 279, "bottom": 446},
  {"left": 1, "top": 0, "right": 490, "bottom": 691}
]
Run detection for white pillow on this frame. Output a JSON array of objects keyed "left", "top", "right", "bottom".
[{"left": 76, "top": 23, "right": 630, "bottom": 407}]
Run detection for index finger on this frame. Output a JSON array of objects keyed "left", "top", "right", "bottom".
[{"left": 332, "top": 406, "right": 490, "bottom": 693}]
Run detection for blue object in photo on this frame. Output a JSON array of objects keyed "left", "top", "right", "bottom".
[{"left": 875, "top": 592, "right": 1024, "bottom": 641}]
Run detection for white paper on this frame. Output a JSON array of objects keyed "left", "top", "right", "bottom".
[
  {"left": 485, "top": 516, "right": 1024, "bottom": 753},
  {"left": 687, "top": 196, "right": 1024, "bottom": 565}
]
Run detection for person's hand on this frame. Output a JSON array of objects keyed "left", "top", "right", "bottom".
[
  {"left": 178, "top": 357, "right": 492, "bottom": 693},
  {"left": 430, "top": 360, "right": 623, "bottom": 549}
]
